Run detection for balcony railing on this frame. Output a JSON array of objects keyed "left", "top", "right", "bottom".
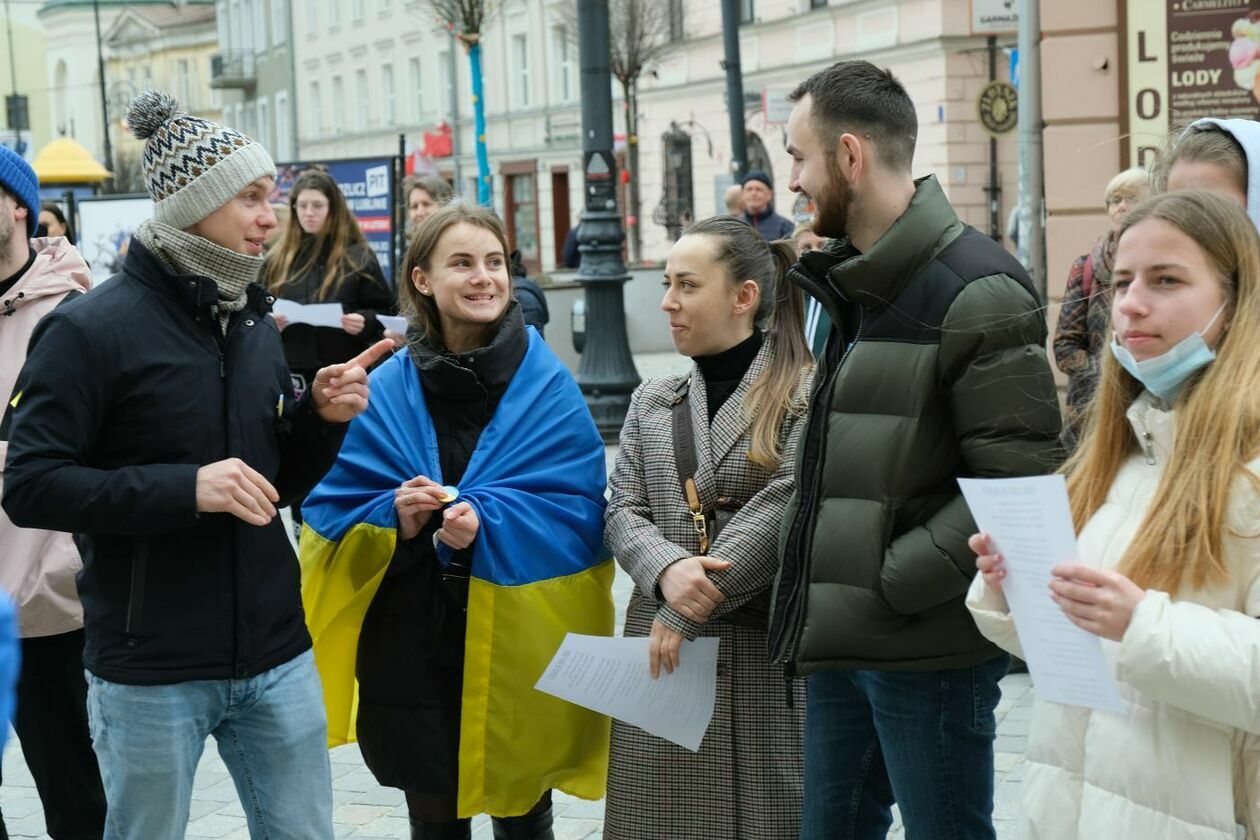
[{"left": 210, "top": 51, "right": 256, "bottom": 90}]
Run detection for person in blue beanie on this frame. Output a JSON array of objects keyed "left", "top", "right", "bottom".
[
  {"left": 0, "top": 594, "right": 16, "bottom": 757},
  {"left": 739, "top": 170, "right": 795, "bottom": 241}
]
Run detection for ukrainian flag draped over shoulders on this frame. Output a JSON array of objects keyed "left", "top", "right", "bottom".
[{"left": 299, "top": 329, "right": 614, "bottom": 818}]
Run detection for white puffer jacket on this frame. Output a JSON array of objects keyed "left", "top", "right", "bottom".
[{"left": 967, "top": 393, "right": 1260, "bottom": 840}]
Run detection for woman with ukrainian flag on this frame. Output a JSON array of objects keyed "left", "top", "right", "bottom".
[{"left": 297, "top": 203, "right": 613, "bottom": 840}]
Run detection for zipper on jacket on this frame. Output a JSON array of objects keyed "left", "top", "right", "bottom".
[
  {"left": 771, "top": 305, "right": 865, "bottom": 668},
  {"left": 1138, "top": 415, "right": 1157, "bottom": 465}
]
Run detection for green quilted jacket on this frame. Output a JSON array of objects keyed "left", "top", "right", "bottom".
[{"left": 769, "top": 176, "right": 1062, "bottom": 675}]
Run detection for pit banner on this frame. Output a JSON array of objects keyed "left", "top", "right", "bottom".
[{"left": 272, "top": 158, "right": 396, "bottom": 283}]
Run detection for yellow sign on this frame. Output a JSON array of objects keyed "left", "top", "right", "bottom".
[{"left": 977, "top": 81, "right": 1018, "bottom": 137}]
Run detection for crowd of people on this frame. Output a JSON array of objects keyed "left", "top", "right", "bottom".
[{"left": 0, "top": 56, "right": 1258, "bottom": 840}]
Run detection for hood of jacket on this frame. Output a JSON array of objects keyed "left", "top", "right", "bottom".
[
  {"left": 5, "top": 236, "right": 91, "bottom": 309},
  {"left": 1185, "top": 117, "right": 1260, "bottom": 229}
]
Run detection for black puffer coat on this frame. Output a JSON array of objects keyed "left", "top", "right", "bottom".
[{"left": 354, "top": 304, "right": 527, "bottom": 797}]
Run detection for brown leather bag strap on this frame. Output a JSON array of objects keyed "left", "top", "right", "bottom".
[{"left": 671, "top": 377, "right": 710, "bottom": 554}]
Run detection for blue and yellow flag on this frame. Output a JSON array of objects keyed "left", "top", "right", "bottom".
[{"left": 299, "top": 329, "right": 614, "bottom": 818}]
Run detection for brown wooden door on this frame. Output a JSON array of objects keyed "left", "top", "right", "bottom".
[{"left": 552, "top": 168, "right": 570, "bottom": 268}]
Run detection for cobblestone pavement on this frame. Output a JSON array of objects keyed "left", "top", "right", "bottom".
[{"left": 0, "top": 351, "right": 1035, "bottom": 838}]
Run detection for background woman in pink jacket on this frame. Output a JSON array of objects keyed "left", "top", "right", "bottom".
[{"left": 0, "top": 147, "right": 106, "bottom": 839}]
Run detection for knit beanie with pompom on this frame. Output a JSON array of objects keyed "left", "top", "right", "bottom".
[{"left": 126, "top": 90, "right": 276, "bottom": 230}]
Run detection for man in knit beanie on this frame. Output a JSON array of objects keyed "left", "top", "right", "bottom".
[
  {"left": 2, "top": 92, "right": 393, "bottom": 840},
  {"left": 739, "top": 169, "right": 794, "bottom": 241}
]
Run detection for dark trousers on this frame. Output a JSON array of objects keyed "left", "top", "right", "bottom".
[
  {"left": 0, "top": 629, "right": 106, "bottom": 840},
  {"left": 801, "top": 654, "right": 1010, "bottom": 840}
]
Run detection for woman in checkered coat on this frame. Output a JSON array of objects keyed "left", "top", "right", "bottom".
[{"left": 604, "top": 216, "right": 811, "bottom": 839}]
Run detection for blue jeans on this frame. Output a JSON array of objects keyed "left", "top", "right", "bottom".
[
  {"left": 802, "top": 654, "right": 1009, "bottom": 840},
  {"left": 85, "top": 649, "right": 333, "bottom": 840}
]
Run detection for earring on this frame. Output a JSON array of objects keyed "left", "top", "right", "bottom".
[{"left": 419, "top": 287, "right": 431, "bottom": 296}]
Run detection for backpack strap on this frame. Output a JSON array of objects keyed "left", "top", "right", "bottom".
[{"left": 670, "top": 377, "right": 710, "bottom": 555}]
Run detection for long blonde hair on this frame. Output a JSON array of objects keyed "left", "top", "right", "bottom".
[
  {"left": 263, "top": 168, "right": 368, "bottom": 301},
  {"left": 1066, "top": 191, "right": 1260, "bottom": 594},
  {"left": 682, "top": 216, "right": 813, "bottom": 470}
]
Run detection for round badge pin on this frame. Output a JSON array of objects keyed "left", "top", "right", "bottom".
[{"left": 438, "top": 485, "right": 459, "bottom": 504}]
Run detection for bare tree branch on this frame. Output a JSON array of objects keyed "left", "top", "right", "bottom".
[
  {"left": 426, "top": 0, "right": 501, "bottom": 42},
  {"left": 558, "top": 0, "right": 679, "bottom": 86}
]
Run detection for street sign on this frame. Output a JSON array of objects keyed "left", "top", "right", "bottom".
[
  {"left": 762, "top": 87, "right": 794, "bottom": 125},
  {"left": 972, "top": 0, "right": 1018, "bottom": 35},
  {"left": 977, "top": 80, "right": 1018, "bottom": 137}
]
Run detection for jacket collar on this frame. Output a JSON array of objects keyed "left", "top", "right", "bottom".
[
  {"left": 688, "top": 333, "right": 776, "bottom": 467},
  {"left": 1125, "top": 392, "right": 1176, "bottom": 465},
  {"left": 123, "top": 238, "right": 271, "bottom": 319},
  {"left": 408, "top": 302, "right": 528, "bottom": 399},
  {"left": 792, "top": 175, "right": 964, "bottom": 312}
]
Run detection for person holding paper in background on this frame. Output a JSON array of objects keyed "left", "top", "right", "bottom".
[
  {"left": 263, "top": 167, "right": 393, "bottom": 401},
  {"left": 604, "top": 215, "right": 811, "bottom": 839},
  {"left": 299, "top": 203, "right": 612, "bottom": 840},
  {"left": 969, "top": 190, "right": 1260, "bottom": 839}
]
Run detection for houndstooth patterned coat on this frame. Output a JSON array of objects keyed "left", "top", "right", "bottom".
[{"left": 604, "top": 337, "right": 808, "bottom": 840}]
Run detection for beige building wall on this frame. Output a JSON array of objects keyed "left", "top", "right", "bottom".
[{"left": 1040, "top": 0, "right": 1122, "bottom": 317}]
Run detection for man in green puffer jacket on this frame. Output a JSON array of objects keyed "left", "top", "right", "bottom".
[{"left": 769, "top": 61, "right": 1062, "bottom": 839}]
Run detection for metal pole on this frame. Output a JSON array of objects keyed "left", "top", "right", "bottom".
[
  {"left": 986, "top": 35, "right": 1000, "bottom": 241},
  {"left": 4, "top": 0, "right": 18, "bottom": 155},
  {"left": 1017, "top": 0, "right": 1045, "bottom": 300},
  {"left": 575, "top": 0, "right": 639, "bottom": 440},
  {"left": 93, "top": 0, "right": 113, "bottom": 174},
  {"left": 720, "top": 0, "right": 747, "bottom": 182},
  {"left": 447, "top": 31, "right": 463, "bottom": 193}
]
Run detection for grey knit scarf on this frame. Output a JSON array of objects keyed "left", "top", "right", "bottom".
[{"left": 134, "top": 219, "right": 263, "bottom": 332}]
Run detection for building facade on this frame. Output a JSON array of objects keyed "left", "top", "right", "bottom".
[
  {"left": 0, "top": 1, "right": 51, "bottom": 161},
  {"left": 212, "top": 0, "right": 297, "bottom": 161},
  {"left": 104, "top": 4, "right": 223, "bottom": 188}
]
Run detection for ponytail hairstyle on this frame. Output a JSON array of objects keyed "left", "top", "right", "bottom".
[
  {"left": 682, "top": 216, "right": 813, "bottom": 469},
  {"left": 263, "top": 168, "right": 367, "bottom": 301}
]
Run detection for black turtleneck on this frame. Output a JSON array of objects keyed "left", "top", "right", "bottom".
[
  {"left": 0, "top": 247, "right": 37, "bottom": 301},
  {"left": 694, "top": 329, "right": 763, "bottom": 422}
]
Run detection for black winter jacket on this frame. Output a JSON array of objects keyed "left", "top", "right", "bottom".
[
  {"left": 270, "top": 239, "right": 393, "bottom": 374},
  {"left": 1, "top": 239, "right": 348, "bottom": 684},
  {"left": 355, "top": 304, "right": 528, "bottom": 796}
]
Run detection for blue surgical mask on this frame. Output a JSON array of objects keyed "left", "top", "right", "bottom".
[{"left": 1109, "top": 304, "right": 1226, "bottom": 403}]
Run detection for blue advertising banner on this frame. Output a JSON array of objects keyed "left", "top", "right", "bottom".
[{"left": 272, "top": 157, "right": 397, "bottom": 283}]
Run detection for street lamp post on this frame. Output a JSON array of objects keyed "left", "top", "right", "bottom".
[
  {"left": 93, "top": 0, "right": 113, "bottom": 174},
  {"left": 575, "top": 0, "right": 639, "bottom": 441},
  {"left": 719, "top": 0, "right": 747, "bottom": 183}
]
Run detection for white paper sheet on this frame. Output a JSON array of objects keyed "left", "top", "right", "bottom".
[
  {"left": 959, "top": 475, "right": 1124, "bottom": 713},
  {"left": 534, "top": 633, "right": 719, "bottom": 752},
  {"left": 378, "top": 315, "right": 408, "bottom": 335},
  {"left": 271, "top": 299, "right": 345, "bottom": 328}
]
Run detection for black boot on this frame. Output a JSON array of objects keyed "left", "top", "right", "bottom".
[
  {"left": 409, "top": 817, "right": 472, "bottom": 840},
  {"left": 490, "top": 805, "right": 555, "bottom": 840}
]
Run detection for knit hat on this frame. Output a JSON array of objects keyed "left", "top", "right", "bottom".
[
  {"left": 742, "top": 169, "right": 773, "bottom": 190},
  {"left": 0, "top": 146, "right": 40, "bottom": 237},
  {"left": 126, "top": 90, "right": 276, "bottom": 230}
]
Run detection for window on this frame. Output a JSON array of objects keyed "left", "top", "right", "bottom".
[
  {"left": 739, "top": 0, "right": 753, "bottom": 24},
  {"left": 230, "top": 0, "right": 243, "bottom": 52},
  {"left": 275, "top": 91, "right": 291, "bottom": 157},
  {"left": 331, "top": 75, "right": 344, "bottom": 134},
  {"left": 272, "top": 0, "right": 287, "bottom": 44},
  {"left": 328, "top": 0, "right": 340, "bottom": 28},
  {"left": 351, "top": 0, "right": 363, "bottom": 22},
  {"left": 668, "top": 0, "right": 684, "bottom": 41},
  {"left": 355, "top": 69, "right": 369, "bottom": 126},
  {"left": 504, "top": 169, "right": 539, "bottom": 272},
  {"left": 177, "top": 59, "right": 192, "bottom": 106},
  {"left": 512, "top": 34, "right": 529, "bottom": 108},
  {"left": 217, "top": 0, "right": 230, "bottom": 49},
  {"left": 305, "top": 0, "right": 317, "bottom": 35},
  {"left": 309, "top": 80, "right": 322, "bottom": 136},
  {"left": 409, "top": 57, "right": 423, "bottom": 122},
  {"left": 254, "top": 0, "right": 268, "bottom": 49},
  {"left": 256, "top": 97, "right": 270, "bottom": 149},
  {"left": 241, "top": 0, "right": 257, "bottom": 51},
  {"left": 437, "top": 48, "right": 453, "bottom": 119},
  {"left": 381, "top": 64, "right": 395, "bottom": 125},
  {"left": 552, "top": 26, "right": 573, "bottom": 102}
]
